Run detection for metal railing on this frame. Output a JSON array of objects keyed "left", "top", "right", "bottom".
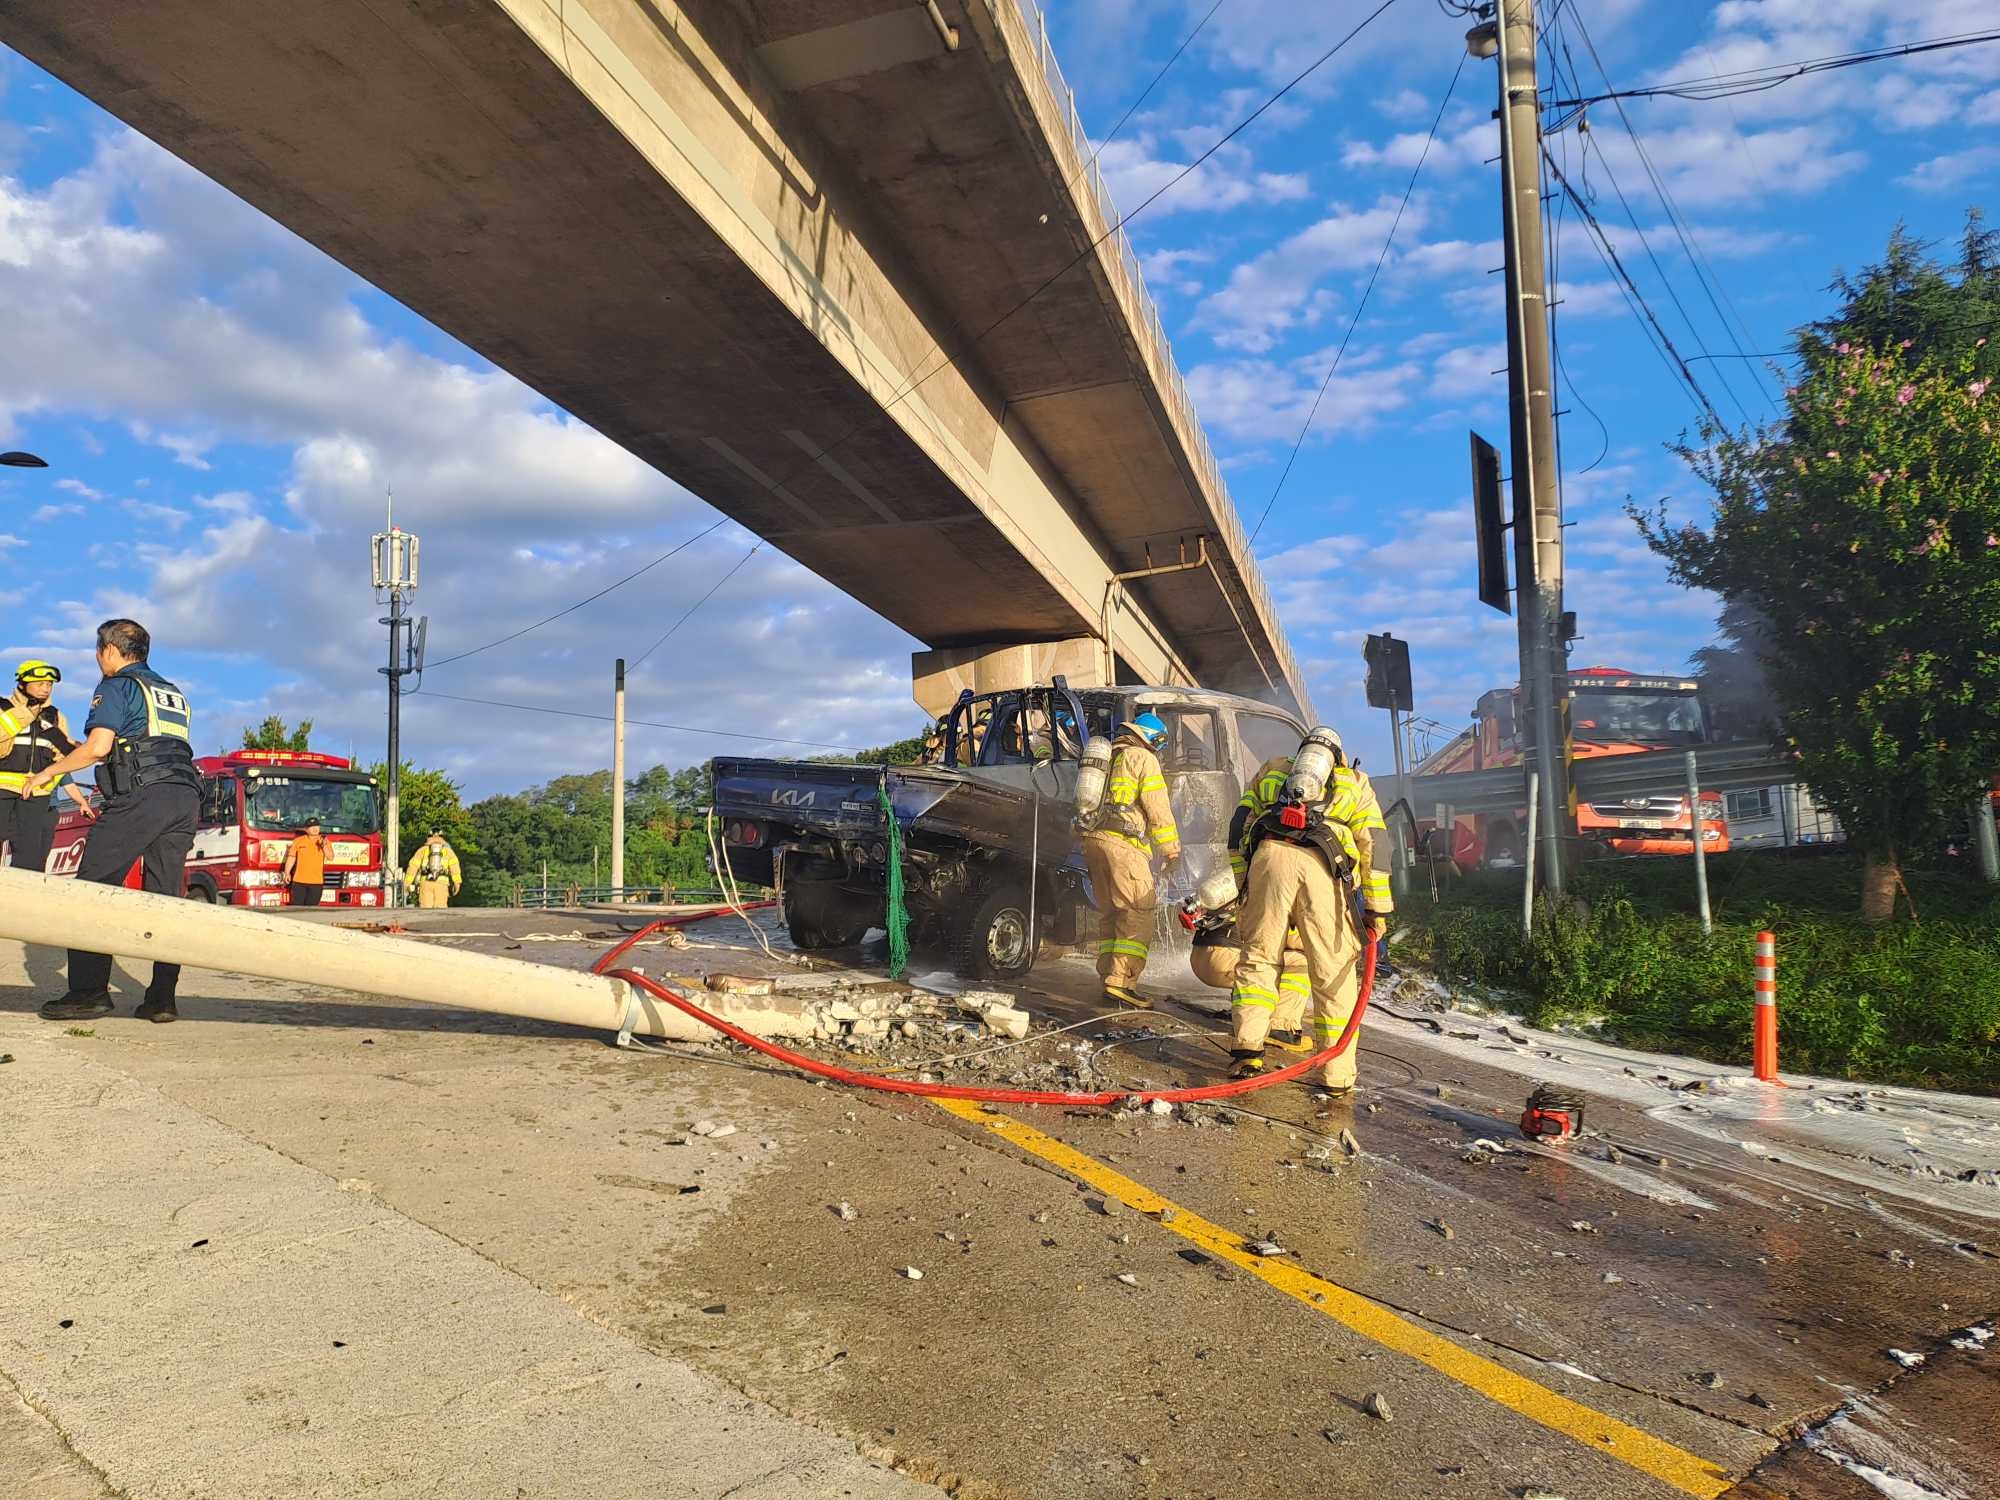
[
  {"left": 511, "top": 885, "right": 741, "bottom": 910},
  {"left": 980, "top": 0, "right": 1307, "bottom": 710}
]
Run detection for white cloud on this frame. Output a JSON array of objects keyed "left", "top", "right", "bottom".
[
  {"left": 1194, "top": 198, "right": 1423, "bottom": 351},
  {"left": 1340, "top": 121, "right": 1491, "bottom": 174},
  {"left": 0, "top": 533, "right": 25, "bottom": 550},
  {"left": 1096, "top": 135, "right": 1309, "bottom": 220},
  {"left": 1188, "top": 345, "right": 1421, "bottom": 446},
  {"left": 1899, "top": 145, "right": 2000, "bottom": 194},
  {"left": 1138, "top": 245, "right": 1214, "bottom": 296},
  {"left": 0, "top": 131, "right": 926, "bottom": 794},
  {"left": 28, "top": 503, "right": 83, "bottom": 523},
  {"left": 1427, "top": 342, "right": 1506, "bottom": 403},
  {"left": 1582, "top": 124, "right": 1866, "bottom": 208},
  {"left": 53, "top": 476, "right": 101, "bottom": 499}
]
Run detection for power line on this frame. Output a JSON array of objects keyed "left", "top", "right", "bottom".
[
  {"left": 423, "top": 518, "right": 726, "bottom": 670},
  {"left": 1547, "top": 27, "right": 2000, "bottom": 113},
  {"left": 1561, "top": 2, "right": 1779, "bottom": 415},
  {"left": 1544, "top": 148, "right": 1726, "bottom": 426},
  {"left": 1063, "top": 0, "right": 1230, "bottom": 196},
  {"left": 1247, "top": 48, "right": 1466, "bottom": 545},
  {"left": 415, "top": 0, "right": 1406, "bottom": 671},
  {"left": 630, "top": 542, "right": 764, "bottom": 670},
  {"left": 404, "top": 688, "right": 854, "bottom": 752}
]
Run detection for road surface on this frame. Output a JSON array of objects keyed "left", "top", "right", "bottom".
[{"left": 2, "top": 906, "right": 1994, "bottom": 1499}]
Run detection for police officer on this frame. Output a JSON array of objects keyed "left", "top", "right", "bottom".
[
  {"left": 24, "top": 619, "right": 200, "bottom": 1023},
  {"left": 0, "top": 660, "right": 94, "bottom": 871},
  {"left": 1224, "top": 727, "right": 1392, "bottom": 1089}
]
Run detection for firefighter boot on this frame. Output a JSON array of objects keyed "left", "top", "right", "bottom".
[
  {"left": 40, "top": 990, "right": 113, "bottom": 1021},
  {"left": 1102, "top": 983, "right": 1154, "bottom": 1011},
  {"left": 1229, "top": 1049, "right": 1266, "bottom": 1080}
]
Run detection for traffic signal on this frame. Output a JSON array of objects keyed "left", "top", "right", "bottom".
[
  {"left": 1470, "top": 431, "right": 1510, "bottom": 615},
  {"left": 1363, "top": 632, "right": 1413, "bottom": 713}
]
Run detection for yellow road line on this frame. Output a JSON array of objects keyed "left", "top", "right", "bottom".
[{"left": 934, "top": 1098, "right": 1733, "bottom": 1500}]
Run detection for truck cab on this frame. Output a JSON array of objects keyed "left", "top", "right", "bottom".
[{"left": 712, "top": 681, "right": 1306, "bottom": 979}]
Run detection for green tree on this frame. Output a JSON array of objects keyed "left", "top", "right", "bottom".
[
  {"left": 1636, "top": 339, "right": 2000, "bottom": 921},
  {"left": 243, "top": 715, "right": 313, "bottom": 751}
]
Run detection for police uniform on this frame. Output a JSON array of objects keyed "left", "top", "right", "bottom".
[
  {"left": 0, "top": 681, "right": 79, "bottom": 873},
  {"left": 1226, "top": 753, "right": 1392, "bottom": 1089},
  {"left": 58, "top": 663, "right": 201, "bottom": 1016}
]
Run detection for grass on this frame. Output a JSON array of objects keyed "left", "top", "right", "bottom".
[{"left": 1397, "top": 849, "right": 2000, "bottom": 1097}]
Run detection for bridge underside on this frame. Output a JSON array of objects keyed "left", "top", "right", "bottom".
[{"left": 0, "top": 0, "right": 1306, "bottom": 713}]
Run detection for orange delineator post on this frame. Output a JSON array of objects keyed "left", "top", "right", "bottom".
[{"left": 1753, "top": 930, "right": 1779, "bottom": 1082}]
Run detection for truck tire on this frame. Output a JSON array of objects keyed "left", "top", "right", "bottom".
[
  {"left": 954, "top": 880, "right": 1039, "bottom": 981},
  {"left": 185, "top": 874, "right": 217, "bottom": 904},
  {"left": 783, "top": 880, "right": 872, "bottom": 951}
]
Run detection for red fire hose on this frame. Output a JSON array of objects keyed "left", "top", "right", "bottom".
[{"left": 593, "top": 917, "right": 1376, "bottom": 1107}]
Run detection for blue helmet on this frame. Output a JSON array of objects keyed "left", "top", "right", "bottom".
[{"left": 1128, "top": 712, "right": 1169, "bottom": 749}]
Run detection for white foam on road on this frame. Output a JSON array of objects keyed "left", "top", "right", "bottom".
[{"left": 1368, "top": 977, "right": 2000, "bottom": 1223}]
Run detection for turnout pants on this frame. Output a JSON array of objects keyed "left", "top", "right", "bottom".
[
  {"left": 0, "top": 793, "right": 59, "bottom": 873},
  {"left": 1190, "top": 939, "right": 1309, "bottom": 1029},
  {"left": 1083, "top": 834, "right": 1157, "bottom": 988},
  {"left": 414, "top": 876, "right": 452, "bottom": 909},
  {"left": 1230, "top": 839, "right": 1366, "bottom": 1088},
  {"left": 69, "top": 783, "right": 198, "bottom": 1001}
]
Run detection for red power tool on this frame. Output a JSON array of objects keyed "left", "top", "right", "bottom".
[{"left": 1520, "top": 1084, "right": 1585, "bottom": 1143}]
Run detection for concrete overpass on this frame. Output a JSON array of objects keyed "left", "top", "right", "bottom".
[{"left": 0, "top": 0, "right": 1311, "bottom": 719}]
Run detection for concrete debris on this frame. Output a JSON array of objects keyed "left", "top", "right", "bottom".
[
  {"left": 1362, "top": 1391, "right": 1392, "bottom": 1422},
  {"left": 1748, "top": 1392, "right": 1776, "bottom": 1410},
  {"left": 1886, "top": 1348, "right": 1926, "bottom": 1368},
  {"left": 1321, "top": 1429, "right": 1349, "bottom": 1446},
  {"left": 705, "top": 974, "right": 774, "bottom": 996},
  {"left": 1030, "top": 1211, "right": 1050, "bottom": 1224},
  {"left": 1115, "top": 1272, "right": 1139, "bottom": 1286},
  {"left": 984, "top": 1007, "right": 1031, "bottom": 1041},
  {"left": 1949, "top": 1323, "right": 1994, "bottom": 1352},
  {"left": 1087, "top": 1197, "right": 1121, "bottom": 1218},
  {"left": 1246, "top": 1240, "right": 1288, "bottom": 1258},
  {"left": 1155, "top": 1208, "right": 1178, "bottom": 1224},
  {"left": 689, "top": 1119, "right": 726, "bottom": 1137},
  {"left": 1429, "top": 1220, "right": 1455, "bottom": 1241},
  {"left": 1148, "top": 1099, "right": 1174, "bottom": 1116},
  {"left": 1693, "top": 1371, "right": 1725, "bottom": 1390},
  {"left": 899, "top": 1266, "right": 924, "bottom": 1281},
  {"left": 1601, "top": 1272, "right": 1624, "bottom": 1284},
  {"left": 1886, "top": 1247, "right": 1916, "bottom": 1267},
  {"left": 833, "top": 1202, "right": 858, "bottom": 1221},
  {"left": 1338, "top": 1128, "right": 1362, "bottom": 1158},
  {"left": 1568, "top": 1220, "right": 1597, "bottom": 1234}
]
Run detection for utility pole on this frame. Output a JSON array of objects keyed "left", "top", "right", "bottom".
[
  {"left": 1481, "top": 0, "right": 1574, "bottom": 891},
  {"left": 611, "top": 658, "right": 627, "bottom": 900},
  {"left": 372, "top": 499, "right": 421, "bottom": 904}
]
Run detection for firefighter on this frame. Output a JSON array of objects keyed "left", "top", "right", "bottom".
[
  {"left": 1225, "top": 727, "right": 1391, "bottom": 1089},
  {"left": 0, "top": 660, "right": 95, "bottom": 871},
  {"left": 24, "top": 620, "right": 200, "bottom": 1023},
  {"left": 1081, "top": 712, "right": 1181, "bottom": 1009},
  {"left": 1183, "top": 874, "right": 1313, "bottom": 1052},
  {"left": 405, "top": 828, "right": 462, "bottom": 908}
]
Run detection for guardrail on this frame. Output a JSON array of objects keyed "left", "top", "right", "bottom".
[
  {"left": 1399, "top": 743, "right": 1800, "bottom": 822},
  {"left": 510, "top": 885, "right": 744, "bottom": 910}
]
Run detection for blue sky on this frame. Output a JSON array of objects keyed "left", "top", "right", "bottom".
[{"left": 1, "top": 0, "right": 1995, "bottom": 796}]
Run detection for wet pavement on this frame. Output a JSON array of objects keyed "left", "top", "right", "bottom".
[{"left": 2, "top": 905, "right": 1995, "bottom": 1499}]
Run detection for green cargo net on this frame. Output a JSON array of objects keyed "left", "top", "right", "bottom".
[{"left": 877, "top": 779, "right": 910, "bottom": 978}]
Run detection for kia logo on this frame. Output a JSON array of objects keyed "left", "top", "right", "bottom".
[{"left": 771, "top": 789, "right": 817, "bottom": 807}]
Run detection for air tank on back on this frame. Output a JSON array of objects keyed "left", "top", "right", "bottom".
[
  {"left": 1072, "top": 734, "right": 1115, "bottom": 831},
  {"left": 1278, "top": 727, "right": 1344, "bottom": 828}
]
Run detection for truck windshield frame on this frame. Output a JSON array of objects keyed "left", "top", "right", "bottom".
[
  {"left": 243, "top": 776, "right": 381, "bottom": 836},
  {"left": 1569, "top": 689, "right": 1707, "bottom": 747}
]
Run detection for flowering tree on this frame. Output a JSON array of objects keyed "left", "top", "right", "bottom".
[{"left": 1635, "top": 340, "right": 2000, "bottom": 921}]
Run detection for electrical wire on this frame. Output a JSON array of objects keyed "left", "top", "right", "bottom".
[
  {"left": 1062, "top": 0, "right": 1230, "bottom": 196},
  {"left": 401, "top": 688, "right": 855, "bottom": 752},
  {"left": 409, "top": 0, "right": 1406, "bottom": 678},
  {"left": 1546, "top": 26, "right": 2000, "bottom": 113},
  {"left": 1543, "top": 149, "right": 1726, "bottom": 428},
  {"left": 630, "top": 542, "right": 764, "bottom": 671},
  {"left": 1561, "top": 2, "right": 1778, "bottom": 416},
  {"left": 1246, "top": 48, "right": 1466, "bottom": 546},
  {"left": 422, "top": 518, "right": 726, "bottom": 670}
]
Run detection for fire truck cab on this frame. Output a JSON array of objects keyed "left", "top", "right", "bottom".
[{"left": 50, "top": 749, "right": 386, "bottom": 906}]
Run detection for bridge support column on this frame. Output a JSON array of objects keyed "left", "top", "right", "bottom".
[{"left": 913, "top": 639, "right": 1106, "bottom": 719}]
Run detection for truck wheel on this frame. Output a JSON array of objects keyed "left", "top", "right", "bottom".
[
  {"left": 185, "top": 876, "right": 216, "bottom": 904},
  {"left": 783, "top": 881, "right": 872, "bottom": 951},
  {"left": 954, "top": 882, "right": 1039, "bottom": 981}
]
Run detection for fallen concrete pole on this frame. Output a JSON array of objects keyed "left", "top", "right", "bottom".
[{"left": 0, "top": 868, "right": 819, "bottom": 1042}]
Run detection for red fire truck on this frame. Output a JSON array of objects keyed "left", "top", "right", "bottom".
[
  {"left": 1418, "top": 666, "right": 1730, "bottom": 871},
  {"left": 49, "top": 749, "right": 386, "bottom": 906}
]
